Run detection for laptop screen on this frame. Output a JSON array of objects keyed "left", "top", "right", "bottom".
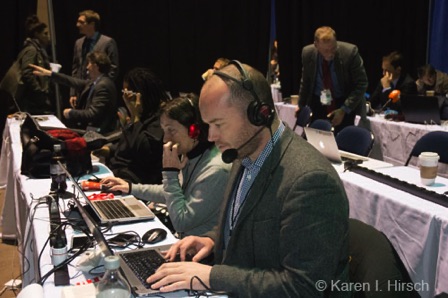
[{"left": 400, "top": 95, "right": 441, "bottom": 125}]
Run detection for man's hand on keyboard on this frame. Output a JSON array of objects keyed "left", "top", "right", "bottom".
[{"left": 146, "top": 261, "right": 212, "bottom": 292}]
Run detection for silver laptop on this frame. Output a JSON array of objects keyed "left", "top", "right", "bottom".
[
  {"left": 61, "top": 161, "right": 156, "bottom": 225},
  {"left": 64, "top": 167, "right": 175, "bottom": 297},
  {"left": 304, "top": 127, "right": 369, "bottom": 164}
]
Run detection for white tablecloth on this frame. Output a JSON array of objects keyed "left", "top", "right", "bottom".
[
  {"left": 274, "top": 102, "right": 301, "bottom": 135},
  {"left": 356, "top": 115, "right": 448, "bottom": 177},
  {"left": 339, "top": 166, "right": 448, "bottom": 297}
]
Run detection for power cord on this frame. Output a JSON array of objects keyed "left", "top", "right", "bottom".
[{"left": 188, "top": 275, "right": 228, "bottom": 297}]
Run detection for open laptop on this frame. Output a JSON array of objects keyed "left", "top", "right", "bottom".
[
  {"left": 60, "top": 161, "right": 175, "bottom": 297},
  {"left": 304, "top": 127, "right": 369, "bottom": 164},
  {"left": 62, "top": 161, "right": 155, "bottom": 225},
  {"left": 400, "top": 95, "right": 442, "bottom": 125}
]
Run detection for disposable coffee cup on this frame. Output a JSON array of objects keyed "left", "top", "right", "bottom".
[
  {"left": 290, "top": 95, "right": 299, "bottom": 105},
  {"left": 426, "top": 90, "right": 435, "bottom": 96},
  {"left": 418, "top": 152, "right": 439, "bottom": 185},
  {"left": 49, "top": 63, "right": 62, "bottom": 73}
]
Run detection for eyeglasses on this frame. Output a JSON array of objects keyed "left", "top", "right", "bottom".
[{"left": 122, "top": 89, "right": 137, "bottom": 97}]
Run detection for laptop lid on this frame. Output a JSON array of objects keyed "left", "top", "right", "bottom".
[
  {"left": 304, "top": 127, "right": 343, "bottom": 163},
  {"left": 400, "top": 95, "right": 441, "bottom": 125},
  {"left": 61, "top": 161, "right": 155, "bottom": 225},
  {"left": 304, "top": 127, "right": 368, "bottom": 164}
]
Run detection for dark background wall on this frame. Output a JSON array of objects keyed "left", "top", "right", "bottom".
[{"left": 1, "top": 0, "right": 431, "bottom": 112}]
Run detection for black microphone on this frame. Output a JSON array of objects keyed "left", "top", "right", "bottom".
[{"left": 222, "top": 127, "right": 265, "bottom": 164}]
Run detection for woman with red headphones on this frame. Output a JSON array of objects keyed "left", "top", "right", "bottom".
[{"left": 102, "top": 93, "right": 231, "bottom": 237}]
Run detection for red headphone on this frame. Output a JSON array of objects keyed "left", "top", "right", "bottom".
[{"left": 188, "top": 123, "right": 200, "bottom": 139}]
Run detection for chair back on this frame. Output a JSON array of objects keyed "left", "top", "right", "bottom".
[
  {"left": 405, "top": 131, "right": 448, "bottom": 166},
  {"left": 293, "top": 105, "right": 312, "bottom": 132},
  {"left": 335, "top": 126, "right": 374, "bottom": 157},
  {"left": 349, "top": 219, "right": 419, "bottom": 298},
  {"left": 309, "top": 119, "right": 332, "bottom": 131}
]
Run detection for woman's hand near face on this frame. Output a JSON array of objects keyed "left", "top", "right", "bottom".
[{"left": 162, "top": 142, "right": 188, "bottom": 170}]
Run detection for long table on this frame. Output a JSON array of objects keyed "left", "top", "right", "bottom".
[
  {"left": 357, "top": 115, "right": 448, "bottom": 177},
  {"left": 1, "top": 114, "right": 67, "bottom": 240},
  {"left": 339, "top": 166, "right": 448, "bottom": 298}
]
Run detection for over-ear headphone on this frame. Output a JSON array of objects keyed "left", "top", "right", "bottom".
[
  {"left": 186, "top": 97, "right": 201, "bottom": 139},
  {"left": 188, "top": 123, "right": 200, "bottom": 139},
  {"left": 213, "top": 60, "right": 274, "bottom": 127}
]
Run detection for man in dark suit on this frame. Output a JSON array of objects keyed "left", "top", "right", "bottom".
[
  {"left": 70, "top": 9, "right": 119, "bottom": 109},
  {"left": 146, "top": 61, "right": 350, "bottom": 297},
  {"left": 31, "top": 51, "right": 117, "bottom": 134},
  {"left": 369, "top": 51, "right": 417, "bottom": 112},
  {"left": 299, "top": 26, "right": 368, "bottom": 134}
]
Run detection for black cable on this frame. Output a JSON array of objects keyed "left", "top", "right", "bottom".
[
  {"left": 38, "top": 231, "right": 91, "bottom": 285},
  {"left": 22, "top": 196, "right": 49, "bottom": 282},
  {"left": 188, "top": 275, "right": 228, "bottom": 297},
  {"left": 36, "top": 220, "right": 91, "bottom": 285}
]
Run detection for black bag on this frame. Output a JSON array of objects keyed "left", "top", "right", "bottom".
[{"left": 20, "top": 114, "right": 92, "bottom": 178}]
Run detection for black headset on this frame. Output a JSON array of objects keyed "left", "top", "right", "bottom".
[{"left": 213, "top": 60, "right": 274, "bottom": 127}]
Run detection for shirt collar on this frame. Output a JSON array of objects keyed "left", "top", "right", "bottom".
[{"left": 241, "top": 122, "right": 285, "bottom": 169}]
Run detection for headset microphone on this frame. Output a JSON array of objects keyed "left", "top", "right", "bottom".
[{"left": 222, "top": 127, "right": 265, "bottom": 164}]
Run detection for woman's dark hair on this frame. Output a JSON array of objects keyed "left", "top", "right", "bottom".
[
  {"left": 123, "top": 67, "right": 171, "bottom": 120},
  {"left": 25, "top": 15, "right": 47, "bottom": 38},
  {"left": 160, "top": 93, "right": 209, "bottom": 142}
]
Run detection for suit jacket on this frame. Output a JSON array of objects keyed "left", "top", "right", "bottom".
[
  {"left": 369, "top": 73, "right": 417, "bottom": 111},
  {"left": 299, "top": 41, "right": 368, "bottom": 123},
  {"left": 71, "top": 33, "right": 119, "bottom": 97},
  {"left": 52, "top": 72, "right": 117, "bottom": 133},
  {"left": 204, "top": 127, "right": 350, "bottom": 297},
  {"left": 109, "top": 114, "right": 164, "bottom": 184},
  {"left": 16, "top": 38, "right": 52, "bottom": 114}
]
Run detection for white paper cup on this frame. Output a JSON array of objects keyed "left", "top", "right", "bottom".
[
  {"left": 49, "top": 63, "right": 62, "bottom": 73},
  {"left": 290, "top": 95, "right": 299, "bottom": 105},
  {"left": 419, "top": 152, "right": 439, "bottom": 185}
]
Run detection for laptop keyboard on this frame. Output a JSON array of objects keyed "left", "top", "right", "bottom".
[
  {"left": 93, "top": 200, "right": 135, "bottom": 219},
  {"left": 120, "top": 249, "right": 166, "bottom": 289}
]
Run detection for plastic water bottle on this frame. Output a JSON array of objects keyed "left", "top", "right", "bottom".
[
  {"left": 96, "top": 255, "right": 131, "bottom": 298},
  {"left": 50, "top": 144, "right": 67, "bottom": 194}
]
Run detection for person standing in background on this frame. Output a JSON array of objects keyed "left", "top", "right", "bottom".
[
  {"left": 369, "top": 51, "right": 417, "bottom": 112},
  {"left": 17, "top": 15, "right": 53, "bottom": 114},
  {"left": 298, "top": 26, "right": 368, "bottom": 134},
  {"left": 70, "top": 9, "right": 119, "bottom": 109}
]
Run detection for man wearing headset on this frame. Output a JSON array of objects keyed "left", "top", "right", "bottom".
[{"left": 146, "top": 61, "right": 350, "bottom": 297}]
